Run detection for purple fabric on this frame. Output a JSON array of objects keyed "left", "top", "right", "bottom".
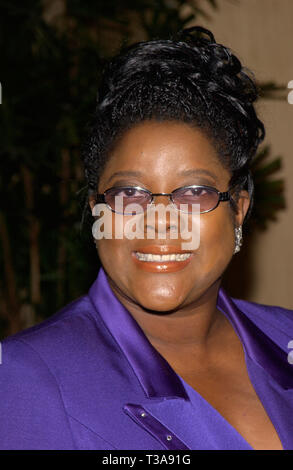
[
  {"left": 0, "top": 266, "right": 292, "bottom": 450},
  {"left": 217, "top": 290, "right": 293, "bottom": 389}
]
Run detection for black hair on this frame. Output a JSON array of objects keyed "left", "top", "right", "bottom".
[{"left": 81, "top": 26, "right": 265, "bottom": 224}]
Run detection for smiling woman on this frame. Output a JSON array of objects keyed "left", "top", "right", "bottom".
[{"left": 1, "top": 26, "right": 293, "bottom": 451}]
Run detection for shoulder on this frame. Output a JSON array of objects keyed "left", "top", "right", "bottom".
[
  {"left": 233, "top": 296, "right": 293, "bottom": 328},
  {"left": 1, "top": 289, "right": 120, "bottom": 390},
  {"left": 0, "top": 293, "right": 111, "bottom": 449},
  {"left": 3, "top": 293, "right": 104, "bottom": 361},
  {"left": 0, "top": 292, "right": 110, "bottom": 401},
  {"left": 0, "top": 331, "right": 77, "bottom": 449},
  {"left": 5, "top": 293, "right": 95, "bottom": 341},
  {"left": 232, "top": 296, "right": 293, "bottom": 348}
]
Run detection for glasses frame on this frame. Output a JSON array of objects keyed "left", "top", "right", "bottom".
[{"left": 95, "top": 184, "right": 232, "bottom": 215}]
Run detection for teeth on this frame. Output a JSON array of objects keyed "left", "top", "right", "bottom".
[{"left": 135, "top": 252, "right": 191, "bottom": 262}]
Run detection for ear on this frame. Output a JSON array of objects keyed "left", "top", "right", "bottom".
[
  {"left": 234, "top": 190, "right": 251, "bottom": 226},
  {"left": 88, "top": 195, "right": 96, "bottom": 213}
]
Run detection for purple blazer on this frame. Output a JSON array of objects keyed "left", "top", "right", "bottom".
[{"left": 0, "top": 266, "right": 293, "bottom": 450}]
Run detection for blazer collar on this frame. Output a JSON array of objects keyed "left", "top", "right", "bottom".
[
  {"left": 89, "top": 267, "right": 188, "bottom": 400},
  {"left": 217, "top": 290, "right": 293, "bottom": 390},
  {"left": 89, "top": 267, "right": 293, "bottom": 399}
]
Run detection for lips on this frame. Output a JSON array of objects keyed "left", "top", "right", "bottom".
[{"left": 132, "top": 245, "right": 194, "bottom": 273}]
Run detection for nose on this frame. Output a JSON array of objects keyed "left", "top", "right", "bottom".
[
  {"left": 152, "top": 194, "right": 171, "bottom": 205},
  {"left": 142, "top": 194, "right": 179, "bottom": 237}
]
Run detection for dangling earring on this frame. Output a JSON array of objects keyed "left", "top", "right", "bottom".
[{"left": 234, "top": 225, "right": 243, "bottom": 254}]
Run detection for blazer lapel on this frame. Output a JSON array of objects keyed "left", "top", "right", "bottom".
[{"left": 217, "top": 289, "right": 293, "bottom": 390}]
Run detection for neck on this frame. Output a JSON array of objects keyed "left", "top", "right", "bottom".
[{"left": 107, "top": 276, "right": 227, "bottom": 361}]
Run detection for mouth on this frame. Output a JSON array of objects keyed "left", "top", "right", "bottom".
[
  {"left": 131, "top": 245, "right": 194, "bottom": 273},
  {"left": 134, "top": 252, "right": 192, "bottom": 262}
]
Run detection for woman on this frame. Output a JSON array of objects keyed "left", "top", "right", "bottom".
[{"left": 1, "top": 26, "right": 293, "bottom": 451}]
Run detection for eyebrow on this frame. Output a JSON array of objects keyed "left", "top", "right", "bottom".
[
  {"left": 106, "top": 171, "right": 143, "bottom": 184},
  {"left": 106, "top": 168, "right": 217, "bottom": 185},
  {"left": 179, "top": 169, "right": 217, "bottom": 182}
]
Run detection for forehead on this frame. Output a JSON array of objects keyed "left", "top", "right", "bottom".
[{"left": 99, "top": 120, "right": 230, "bottom": 187}]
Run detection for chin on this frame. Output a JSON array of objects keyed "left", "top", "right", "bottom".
[{"left": 134, "top": 291, "right": 185, "bottom": 314}]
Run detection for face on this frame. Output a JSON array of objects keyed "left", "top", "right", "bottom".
[{"left": 90, "top": 120, "right": 250, "bottom": 312}]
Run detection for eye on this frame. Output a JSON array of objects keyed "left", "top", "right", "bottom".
[
  {"left": 105, "top": 187, "right": 152, "bottom": 202},
  {"left": 114, "top": 187, "right": 144, "bottom": 197},
  {"left": 182, "top": 187, "right": 209, "bottom": 197},
  {"left": 123, "top": 188, "right": 141, "bottom": 197}
]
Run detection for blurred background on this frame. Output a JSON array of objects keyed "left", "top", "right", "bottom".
[{"left": 0, "top": 0, "right": 292, "bottom": 339}]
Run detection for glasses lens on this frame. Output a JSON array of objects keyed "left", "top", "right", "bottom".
[
  {"left": 172, "top": 186, "right": 219, "bottom": 213},
  {"left": 104, "top": 187, "right": 152, "bottom": 214}
]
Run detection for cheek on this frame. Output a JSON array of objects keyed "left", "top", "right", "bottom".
[
  {"left": 199, "top": 208, "right": 235, "bottom": 271},
  {"left": 94, "top": 210, "right": 134, "bottom": 270}
]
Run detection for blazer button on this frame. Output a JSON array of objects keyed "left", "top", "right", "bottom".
[
  {"left": 140, "top": 412, "right": 147, "bottom": 418},
  {"left": 166, "top": 435, "right": 172, "bottom": 441}
]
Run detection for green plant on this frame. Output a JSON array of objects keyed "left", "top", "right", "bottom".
[{"left": 250, "top": 146, "right": 285, "bottom": 230}]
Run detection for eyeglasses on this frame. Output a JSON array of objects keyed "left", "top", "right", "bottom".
[{"left": 95, "top": 185, "right": 232, "bottom": 215}]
